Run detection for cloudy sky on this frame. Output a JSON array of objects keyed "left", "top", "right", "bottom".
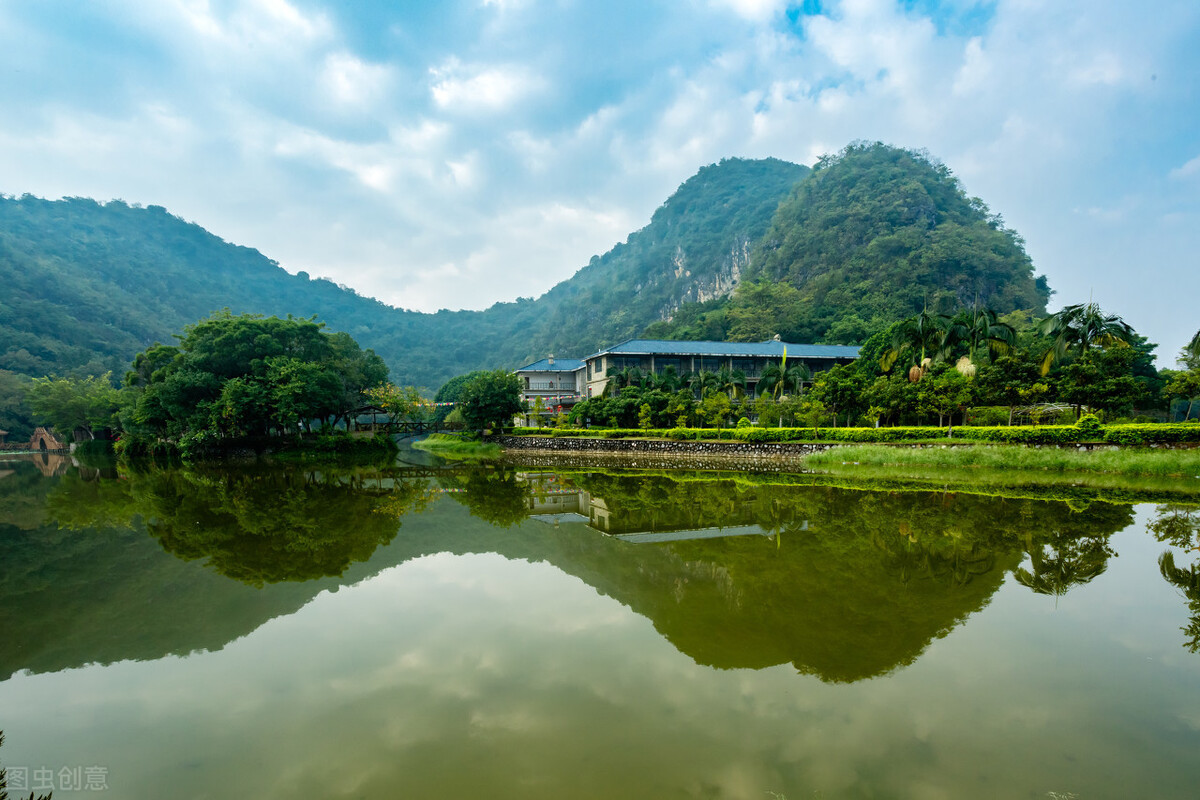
[{"left": 1, "top": 0, "right": 1197, "bottom": 360}]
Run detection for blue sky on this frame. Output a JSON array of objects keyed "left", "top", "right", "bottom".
[{"left": 1, "top": 0, "right": 1197, "bottom": 362}]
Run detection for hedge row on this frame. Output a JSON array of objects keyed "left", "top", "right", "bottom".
[{"left": 510, "top": 422, "right": 1200, "bottom": 446}]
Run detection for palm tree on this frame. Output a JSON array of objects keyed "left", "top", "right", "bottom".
[
  {"left": 759, "top": 360, "right": 809, "bottom": 399},
  {"left": 716, "top": 365, "right": 746, "bottom": 399},
  {"left": 689, "top": 369, "right": 719, "bottom": 397},
  {"left": 953, "top": 307, "right": 1016, "bottom": 365},
  {"left": 653, "top": 365, "right": 681, "bottom": 393},
  {"left": 882, "top": 309, "right": 951, "bottom": 380},
  {"left": 1038, "top": 302, "right": 1135, "bottom": 375},
  {"left": 1187, "top": 329, "right": 1200, "bottom": 365}
]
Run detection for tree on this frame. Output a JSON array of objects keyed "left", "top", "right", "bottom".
[
  {"left": 459, "top": 370, "right": 525, "bottom": 433},
  {"left": 715, "top": 365, "right": 746, "bottom": 399},
  {"left": 758, "top": 358, "right": 810, "bottom": 399},
  {"left": 1055, "top": 346, "right": 1146, "bottom": 420},
  {"left": 0, "top": 370, "right": 35, "bottom": 440},
  {"left": 365, "top": 383, "right": 431, "bottom": 425},
  {"left": 1038, "top": 302, "right": 1136, "bottom": 375},
  {"left": 1186, "top": 329, "right": 1200, "bottom": 370},
  {"left": 951, "top": 306, "right": 1016, "bottom": 366},
  {"left": 1162, "top": 370, "right": 1200, "bottom": 421},
  {"left": 27, "top": 372, "right": 121, "bottom": 439},
  {"left": 699, "top": 392, "right": 732, "bottom": 428},
  {"left": 917, "top": 366, "right": 976, "bottom": 428},
  {"left": 121, "top": 312, "right": 387, "bottom": 444},
  {"left": 882, "top": 308, "right": 950, "bottom": 378},
  {"left": 978, "top": 354, "right": 1042, "bottom": 425},
  {"left": 808, "top": 363, "right": 866, "bottom": 427}
]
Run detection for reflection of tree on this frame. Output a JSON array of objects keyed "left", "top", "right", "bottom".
[
  {"left": 47, "top": 464, "right": 430, "bottom": 585},
  {"left": 442, "top": 467, "right": 531, "bottom": 528},
  {"left": 1159, "top": 552, "right": 1200, "bottom": 653},
  {"left": 1148, "top": 505, "right": 1200, "bottom": 549},
  {"left": 1150, "top": 504, "right": 1200, "bottom": 653},
  {"left": 1014, "top": 530, "right": 1115, "bottom": 598},
  {"left": 563, "top": 471, "right": 1135, "bottom": 681}
]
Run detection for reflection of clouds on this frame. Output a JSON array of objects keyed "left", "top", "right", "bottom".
[{"left": 2, "top": 528, "right": 1199, "bottom": 799}]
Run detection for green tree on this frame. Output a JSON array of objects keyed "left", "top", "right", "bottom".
[
  {"left": 918, "top": 366, "right": 977, "bottom": 428},
  {"left": 27, "top": 372, "right": 121, "bottom": 439},
  {"left": 808, "top": 363, "right": 867, "bottom": 427},
  {"left": 882, "top": 308, "right": 950, "bottom": 378},
  {"left": 758, "top": 358, "right": 810, "bottom": 399},
  {"left": 1055, "top": 346, "right": 1146, "bottom": 420},
  {"left": 951, "top": 306, "right": 1016, "bottom": 366},
  {"left": 1038, "top": 301, "right": 1136, "bottom": 375},
  {"left": 366, "top": 383, "right": 432, "bottom": 425},
  {"left": 459, "top": 370, "right": 525, "bottom": 433},
  {"left": 699, "top": 392, "right": 732, "bottom": 428},
  {"left": 1186, "top": 329, "right": 1200, "bottom": 370},
  {"left": 0, "top": 370, "right": 35, "bottom": 441}
]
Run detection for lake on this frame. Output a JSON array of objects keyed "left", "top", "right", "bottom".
[{"left": 2, "top": 448, "right": 1199, "bottom": 799}]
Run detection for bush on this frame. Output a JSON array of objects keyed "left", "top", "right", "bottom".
[{"left": 507, "top": 421, "right": 1200, "bottom": 446}]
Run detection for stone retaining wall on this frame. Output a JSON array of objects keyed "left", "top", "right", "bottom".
[{"left": 492, "top": 435, "right": 836, "bottom": 470}]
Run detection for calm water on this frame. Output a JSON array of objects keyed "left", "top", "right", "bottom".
[{"left": 2, "top": 449, "right": 1199, "bottom": 799}]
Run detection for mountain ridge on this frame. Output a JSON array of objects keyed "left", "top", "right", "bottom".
[{"left": 0, "top": 144, "right": 1050, "bottom": 391}]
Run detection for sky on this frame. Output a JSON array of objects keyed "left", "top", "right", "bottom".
[{"left": 0, "top": 0, "right": 1197, "bottom": 362}]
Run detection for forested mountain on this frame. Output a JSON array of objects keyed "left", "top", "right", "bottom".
[
  {"left": 0, "top": 144, "right": 1050, "bottom": 392},
  {"left": 645, "top": 143, "right": 1050, "bottom": 343},
  {"left": 0, "top": 158, "right": 803, "bottom": 390}
]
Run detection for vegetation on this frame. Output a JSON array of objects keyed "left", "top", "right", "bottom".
[
  {"left": 457, "top": 369, "right": 525, "bottom": 433},
  {"left": 0, "top": 158, "right": 804, "bottom": 391},
  {"left": 647, "top": 142, "right": 1049, "bottom": 343},
  {"left": 115, "top": 311, "right": 391, "bottom": 457},
  {"left": 803, "top": 442, "right": 1200, "bottom": 477},
  {"left": 412, "top": 433, "right": 501, "bottom": 460},
  {"left": 0, "top": 731, "right": 53, "bottom": 800}
]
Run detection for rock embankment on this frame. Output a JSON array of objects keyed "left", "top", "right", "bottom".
[{"left": 491, "top": 435, "right": 837, "bottom": 470}]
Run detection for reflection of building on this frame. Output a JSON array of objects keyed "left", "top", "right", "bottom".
[
  {"left": 519, "top": 472, "right": 804, "bottom": 543},
  {"left": 513, "top": 357, "right": 586, "bottom": 425}
]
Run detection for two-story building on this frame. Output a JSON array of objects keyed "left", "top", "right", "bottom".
[
  {"left": 580, "top": 338, "right": 860, "bottom": 398},
  {"left": 513, "top": 357, "right": 586, "bottom": 425}
]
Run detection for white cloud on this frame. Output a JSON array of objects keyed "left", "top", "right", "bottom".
[
  {"left": 709, "top": 0, "right": 789, "bottom": 22},
  {"left": 429, "top": 60, "right": 543, "bottom": 113},
  {"left": 1, "top": 0, "right": 1198, "bottom": 359},
  {"left": 1169, "top": 154, "right": 1200, "bottom": 180},
  {"left": 320, "top": 52, "right": 393, "bottom": 109}
]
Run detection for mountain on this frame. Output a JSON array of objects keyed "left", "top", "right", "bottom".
[
  {"left": 0, "top": 157, "right": 805, "bottom": 391},
  {"left": 645, "top": 142, "right": 1051, "bottom": 343},
  {"left": 0, "top": 144, "right": 1052, "bottom": 392}
]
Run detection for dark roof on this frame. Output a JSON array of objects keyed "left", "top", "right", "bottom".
[
  {"left": 515, "top": 358, "right": 586, "bottom": 372},
  {"left": 584, "top": 339, "right": 860, "bottom": 360}
]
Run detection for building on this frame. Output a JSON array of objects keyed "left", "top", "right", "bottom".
[
  {"left": 580, "top": 338, "right": 860, "bottom": 398},
  {"left": 513, "top": 357, "right": 586, "bottom": 425}
]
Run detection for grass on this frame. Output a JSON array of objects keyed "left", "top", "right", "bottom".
[
  {"left": 412, "top": 433, "right": 502, "bottom": 460},
  {"left": 803, "top": 443, "right": 1200, "bottom": 478}
]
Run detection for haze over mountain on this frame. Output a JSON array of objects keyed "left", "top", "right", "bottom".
[{"left": 1, "top": 144, "right": 1048, "bottom": 391}]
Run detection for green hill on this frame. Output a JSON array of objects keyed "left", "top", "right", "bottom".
[
  {"left": 0, "top": 145, "right": 1050, "bottom": 392},
  {"left": 646, "top": 142, "right": 1050, "bottom": 343},
  {"left": 0, "top": 157, "right": 804, "bottom": 390}
]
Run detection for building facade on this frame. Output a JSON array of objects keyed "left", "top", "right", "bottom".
[
  {"left": 513, "top": 357, "right": 586, "bottom": 425},
  {"left": 580, "top": 338, "right": 860, "bottom": 398}
]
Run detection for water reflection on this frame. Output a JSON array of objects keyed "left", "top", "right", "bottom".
[
  {"left": 0, "top": 458, "right": 1159, "bottom": 686},
  {"left": 1150, "top": 504, "right": 1200, "bottom": 653}
]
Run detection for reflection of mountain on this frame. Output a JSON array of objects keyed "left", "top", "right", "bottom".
[
  {"left": 541, "top": 474, "right": 1133, "bottom": 681},
  {"left": 1, "top": 463, "right": 431, "bottom": 680},
  {"left": 2, "top": 464, "right": 1133, "bottom": 683}
]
